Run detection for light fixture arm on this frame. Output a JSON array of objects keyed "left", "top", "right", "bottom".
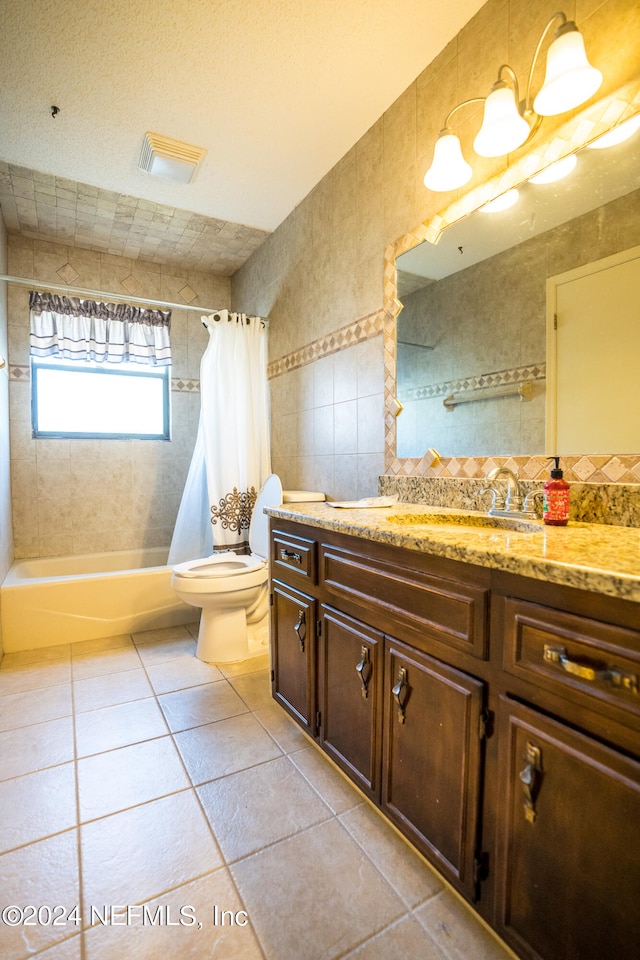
[
  {"left": 524, "top": 11, "right": 567, "bottom": 112},
  {"left": 443, "top": 97, "right": 486, "bottom": 128}
]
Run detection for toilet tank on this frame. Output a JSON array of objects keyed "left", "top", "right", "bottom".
[{"left": 282, "top": 490, "right": 326, "bottom": 503}]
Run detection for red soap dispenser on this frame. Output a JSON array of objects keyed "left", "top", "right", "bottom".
[{"left": 543, "top": 457, "right": 570, "bottom": 526}]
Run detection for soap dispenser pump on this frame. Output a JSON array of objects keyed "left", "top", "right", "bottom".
[{"left": 543, "top": 457, "right": 570, "bottom": 526}]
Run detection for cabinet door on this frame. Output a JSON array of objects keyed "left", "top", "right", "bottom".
[
  {"left": 382, "top": 637, "right": 485, "bottom": 899},
  {"left": 271, "top": 580, "right": 316, "bottom": 732},
  {"left": 494, "top": 697, "right": 640, "bottom": 960},
  {"left": 319, "top": 606, "right": 383, "bottom": 800}
]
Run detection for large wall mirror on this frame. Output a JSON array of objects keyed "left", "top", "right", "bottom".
[{"left": 395, "top": 114, "right": 640, "bottom": 460}]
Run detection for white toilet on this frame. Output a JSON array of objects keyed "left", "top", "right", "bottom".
[{"left": 171, "top": 478, "right": 325, "bottom": 663}]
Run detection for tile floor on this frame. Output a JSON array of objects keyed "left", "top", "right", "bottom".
[{"left": 0, "top": 624, "right": 516, "bottom": 960}]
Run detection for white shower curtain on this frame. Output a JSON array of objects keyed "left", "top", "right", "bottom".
[{"left": 168, "top": 311, "right": 271, "bottom": 562}]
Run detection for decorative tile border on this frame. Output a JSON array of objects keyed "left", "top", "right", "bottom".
[
  {"left": 10, "top": 365, "right": 199, "bottom": 394},
  {"left": 400, "top": 363, "right": 545, "bottom": 403},
  {"left": 267, "top": 310, "right": 386, "bottom": 379}
]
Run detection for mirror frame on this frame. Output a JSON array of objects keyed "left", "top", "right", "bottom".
[{"left": 383, "top": 80, "right": 640, "bottom": 483}]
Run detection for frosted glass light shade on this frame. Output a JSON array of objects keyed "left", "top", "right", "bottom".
[
  {"left": 423, "top": 130, "right": 472, "bottom": 192},
  {"left": 473, "top": 84, "right": 531, "bottom": 158},
  {"left": 533, "top": 25, "right": 602, "bottom": 117}
]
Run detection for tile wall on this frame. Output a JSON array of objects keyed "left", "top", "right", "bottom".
[
  {"left": 233, "top": 0, "right": 640, "bottom": 494},
  {"left": 0, "top": 217, "right": 11, "bottom": 655},
  {"left": 6, "top": 236, "right": 230, "bottom": 559}
]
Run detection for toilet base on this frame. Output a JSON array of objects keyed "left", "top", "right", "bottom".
[{"left": 195, "top": 605, "right": 269, "bottom": 664}]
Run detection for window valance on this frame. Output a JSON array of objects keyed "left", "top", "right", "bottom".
[{"left": 29, "top": 291, "right": 172, "bottom": 366}]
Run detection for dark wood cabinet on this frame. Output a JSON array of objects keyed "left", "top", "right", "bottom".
[
  {"left": 494, "top": 696, "right": 640, "bottom": 960},
  {"left": 271, "top": 579, "right": 316, "bottom": 732},
  {"left": 318, "top": 606, "right": 383, "bottom": 799},
  {"left": 269, "top": 517, "right": 640, "bottom": 960},
  {"left": 382, "top": 636, "right": 485, "bottom": 899}
]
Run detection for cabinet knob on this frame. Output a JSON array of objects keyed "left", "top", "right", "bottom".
[
  {"left": 519, "top": 742, "right": 542, "bottom": 824},
  {"left": 355, "top": 645, "right": 371, "bottom": 700},
  {"left": 294, "top": 609, "right": 306, "bottom": 653},
  {"left": 392, "top": 667, "right": 409, "bottom": 724},
  {"left": 280, "top": 548, "right": 302, "bottom": 565}
]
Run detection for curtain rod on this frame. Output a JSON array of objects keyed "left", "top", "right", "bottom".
[{"left": 0, "top": 274, "right": 268, "bottom": 323}]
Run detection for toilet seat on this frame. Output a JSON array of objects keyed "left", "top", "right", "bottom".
[{"left": 172, "top": 552, "right": 265, "bottom": 579}]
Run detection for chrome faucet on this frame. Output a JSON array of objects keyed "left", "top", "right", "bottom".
[{"left": 480, "top": 466, "right": 524, "bottom": 517}]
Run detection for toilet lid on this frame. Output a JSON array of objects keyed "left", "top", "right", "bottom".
[{"left": 249, "top": 474, "right": 283, "bottom": 559}]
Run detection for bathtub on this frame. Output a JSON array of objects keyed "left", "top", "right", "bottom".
[{"left": 0, "top": 547, "right": 194, "bottom": 652}]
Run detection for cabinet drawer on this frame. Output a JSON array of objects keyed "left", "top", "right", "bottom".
[
  {"left": 503, "top": 598, "right": 640, "bottom": 723},
  {"left": 271, "top": 529, "right": 317, "bottom": 583},
  {"left": 320, "top": 543, "right": 488, "bottom": 659}
]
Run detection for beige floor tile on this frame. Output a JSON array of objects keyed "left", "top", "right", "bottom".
[
  {"left": 0, "top": 830, "right": 80, "bottom": 958},
  {"left": 75, "top": 696, "right": 168, "bottom": 757},
  {"left": 84, "top": 868, "right": 263, "bottom": 959},
  {"left": 0, "top": 716, "right": 75, "bottom": 780},
  {"left": 1, "top": 643, "right": 71, "bottom": 668},
  {"left": 70, "top": 634, "right": 133, "bottom": 657},
  {"left": 78, "top": 736, "right": 190, "bottom": 821},
  {"left": 0, "top": 660, "right": 71, "bottom": 696},
  {"left": 145, "top": 656, "right": 224, "bottom": 695},
  {"left": 0, "top": 683, "right": 73, "bottom": 732},
  {"left": 198, "top": 755, "right": 332, "bottom": 862},
  {"left": 228, "top": 669, "right": 273, "bottom": 711},
  {"left": 32, "top": 935, "right": 83, "bottom": 959},
  {"left": 175, "top": 714, "right": 283, "bottom": 785},
  {"left": 73, "top": 668, "right": 152, "bottom": 713},
  {"left": 253, "top": 702, "right": 310, "bottom": 754},
  {"left": 81, "top": 791, "right": 223, "bottom": 910},
  {"left": 415, "top": 890, "right": 516, "bottom": 960},
  {"left": 290, "top": 745, "right": 362, "bottom": 815},
  {"left": 132, "top": 624, "right": 194, "bottom": 645},
  {"left": 0, "top": 764, "right": 76, "bottom": 853},
  {"left": 135, "top": 635, "right": 197, "bottom": 667},
  {"left": 217, "top": 652, "right": 271, "bottom": 678},
  {"left": 342, "top": 915, "right": 446, "bottom": 959},
  {"left": 339, "top": 802, "right": 443, "bottom": 909},
  {"left": 231, "top": 819, "right": 406, "bottom": 960},
  {"left": 71, "top": 646, "right": 142, "bottom": 681},
  {"left": 159, "top": 679, "right": 249, "bottom": 733}
]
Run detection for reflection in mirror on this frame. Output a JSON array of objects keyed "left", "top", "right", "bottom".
[{"left": 395, "top": 115, "right": 640, "bottom": 459}]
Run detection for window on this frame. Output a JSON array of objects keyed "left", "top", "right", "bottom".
[
  {"left": 31, "top": 357, "right": 170, "bottom": 440},
  {"left": 29, "top": 290, "right": 172, "bottom": 440}
]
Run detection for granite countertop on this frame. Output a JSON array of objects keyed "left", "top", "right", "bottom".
[{"left": 266, "top": 500, "right": 640, "bottom": 604}]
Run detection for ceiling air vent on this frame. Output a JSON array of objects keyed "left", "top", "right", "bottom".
[{"left": 139, "top": 132, "right": 207, "bottom": 184}]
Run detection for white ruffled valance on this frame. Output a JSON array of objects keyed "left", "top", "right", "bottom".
[{"left": 29, "top": 291, "right": 172, "bottom": 366}]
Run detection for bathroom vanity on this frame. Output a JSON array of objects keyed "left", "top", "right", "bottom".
[{"left": 267, "top": 501, "right": 640, "bottom": 960}]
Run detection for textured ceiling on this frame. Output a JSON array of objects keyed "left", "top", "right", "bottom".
[{"left": 0, "top": 0, "right": 485, "bottom": 274}]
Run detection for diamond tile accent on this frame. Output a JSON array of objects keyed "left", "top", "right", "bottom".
[
  {"left": 9, "top": 364, "right": 30, "bottom": 381},
  {"left": 56, "top": 262, "right": 79, "bottom": 284},
  {"left": 121, "top": 274, "right": 142, "bottom": 295},
  {"left": 602, "top": 457, "right": 628, "bottom": 482},
  {"left": 171, "top": 378, "right": 200, "bottom": 393},
  {"left": 178, "top": 284, "right": 198, "bottom": 304}
]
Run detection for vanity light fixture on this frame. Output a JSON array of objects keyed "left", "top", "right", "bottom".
[{"left": 423, "top": 12, "right": 602, "bottom": 192}]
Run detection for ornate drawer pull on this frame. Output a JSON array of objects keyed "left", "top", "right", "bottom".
[
  {"left": 294, "top": 610, "right": 306, "bottom": 653},
  {"left": 392, "top": 667, "right": 409, "bottom": 724},
  {"left": 543, "top": 644, "right": 638, "bottom": 695},
  {"left": 280, "top": 548, "right": 302, "bottom": 564},
  {"left": 355, "top": 645, "right": 371, "bottom": 700}
]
